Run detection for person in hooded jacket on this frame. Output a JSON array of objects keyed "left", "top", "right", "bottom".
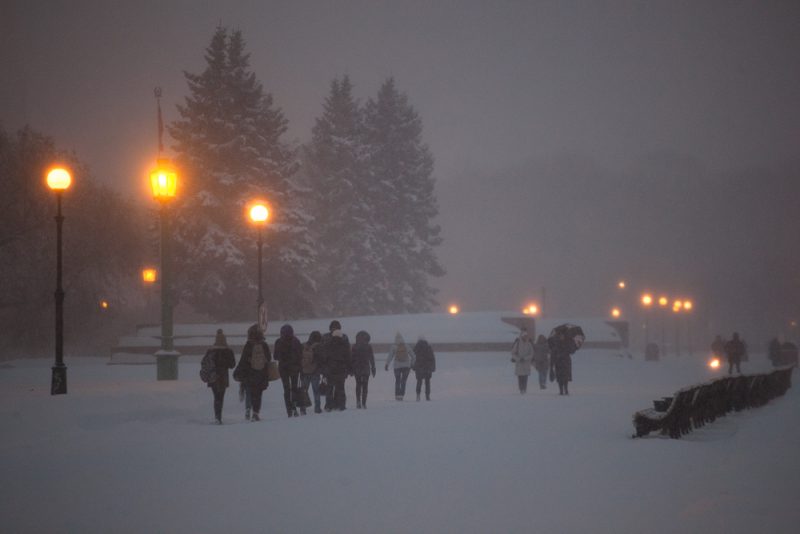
[
  {"left": 301, "top": 331, "right": 324, "bottom": 414},
  {"left": 351, "top": 330, "right": 376, "bottom": 409},
  {"left": 321, "top": 320, "right": 352, "bottom": 411},
  {"left": 203, "top": 328, "right": 236, "bottom": 424},
  {"left": 724, "top": 332, "right": 746, "bottom": 374},
  {"left": 548, "top": 330, "right": 572, "bottom": 395},
  {"left": 274, "top": 323, "right": 304, "bottom": 417},
  {"left": 234, "top": 324, "right": 271, "bottom": 421},
  {"left": 511, "top": 328, "right": 534, "bottom": 394},
  {"left": 385, "top": 332, "right": 416, "bottom": 401},
  {"left": 413, "top": 336, "right": 436, "bottom": 401}
]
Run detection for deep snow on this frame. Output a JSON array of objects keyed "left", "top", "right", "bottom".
[{"left": 1, "top": 346, "right": 798, "bottom": 533}]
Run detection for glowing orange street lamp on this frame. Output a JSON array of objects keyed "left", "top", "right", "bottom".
[
  {"left": 247, "top": 201, "right": 270, "bottom": 328},
  {"left": 448, "top": 305, "right": 460, "bottom": 315},
  {"left": 523, "top": 303, "right": 539, "bottom": 315},
  {"left": 658, "top": 296, "right": 668, "bottom": 307},
  {"left": 100, "top": 300, "right": 109, "bottom": 310},
  {"left": 611, "top": 307, "right": 621, "bottom": 319},
  {"left": 683, "top": 300, "right": 693, "bottom": 311},
  {"left": 641, "top": 294, "right": 653, "bottom": 307},
  {"left": 618, "top": 280, "right": 626, "bottom": 289},
  {"left": 150, "top": 159, "right": 179, "bottom": 380},
  {"left": 47, "top": 166, "right": 72, "bottom": 395},
  {"left": 142, "top": 268, "right": 158, "bottom": 283}
]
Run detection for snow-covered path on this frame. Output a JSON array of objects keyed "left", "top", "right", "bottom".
[{"left": 1, "top": 351, "right": 797, "bottom": 533}]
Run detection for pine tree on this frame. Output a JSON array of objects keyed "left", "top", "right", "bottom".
[
  {"left": 169, "top": 27, "right": 314, "bottom": 321},
  {"left": 304, "top": 76, "right": 383, "bottom": 316},
  {"left": 363, "top": 78, "right": 445, "bottom": 313}
]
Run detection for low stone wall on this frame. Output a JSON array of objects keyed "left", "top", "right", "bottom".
[{"left": 632, "top": 367, "right": 794, "bottom": 439}]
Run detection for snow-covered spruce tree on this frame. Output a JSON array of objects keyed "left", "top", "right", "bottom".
[
  {"left": 169, "top": 27, "right": 314, "bottom": 321},
  {"left": 304, "top": 76, "right": 385, "bottom": 316},
  {"left": 362, "top": 78, "right": 444, "bottom": 313}
]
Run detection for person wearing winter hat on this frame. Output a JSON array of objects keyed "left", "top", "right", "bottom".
[
  {"left": 300, "top": 331, "right": 324, "bottom": 413},
  {"left": 385, "top": 332, "right": 416, "bottom": 400},
  {"left": 321, "top": 320, "right": 351, "bottom": 411},
  {"left": 274, "top": 323, "right": 304, "bottom": 417},
  {"left": 412, "top": 335, "right": 436, "bottom": 401},
  {"left": 233, "top": 324, "right": 271, "bottom": 421},
  {"left": 511, "top": 328, "right": 534, "bottom": 394},
  {"left": 351, "top": 330, "right": 376, "bottom": 408},
  {"left": 202, "top": 329, "right": 236, "bottom": 424}
]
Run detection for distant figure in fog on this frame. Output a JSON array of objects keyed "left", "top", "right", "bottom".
[
  {"left": 351, "top": 330, "right": 376, "bottom": 409},
  {"left": 234, "top": 324, "right": 271, "bottom": 421},
  {"left": 510, "top": 328, "right": 535, "bottom": 394},
  {"left": 385, "top": 332, "right": 415, "bottom": 401},
  {"left": 532, "top": 334, "right": 550, "bottom": 390},
  {"left": 723, "top": 332, "right": 746, "bottom": 374},
  {"left": 548, "top": 324, "right": 584, "bottom": 396},
  {"left": 202, "top": 328, "right": 236, "bottom": 424},
  {"left": 322, "top": 320, "right": 351, "bottom": 411},
  {"left": 413, "top": 336, "right": 436, "bottom": 401},
  {"left": 301, "top": 331, "right": 324, "bottom": 414}
]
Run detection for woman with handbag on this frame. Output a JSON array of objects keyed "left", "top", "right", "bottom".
[
  {"left": 510, "top": 328, "right": 534, "bottom": 394},
  {"left": 234, "top": 323, "right": 271, "bottom": 421},
  {"left": 300, "top": 331, "right": 324, "bottom": 414}
]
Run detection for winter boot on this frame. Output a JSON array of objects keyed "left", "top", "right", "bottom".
[
  {"left": 300, "top": 407, "right": 307, "bottom": 415},
  {"left": 251, "top": 412, "right": 260, "bottom": 421},
  {"left": 426, "top": 394, "right": 430, "bottom": 401},
  {"left": 416, "top": 393, "right": 421, "bottom": 401},
  {"left": 314, "top": 402, "right": 322, "bottom": 414},
  {"left": 245, "top": 409, "right": 251, "bottom": 421},
  {"left": 215, "top": 418, "right": 222, "bottom": 425},
  {"left": 357, "top": 401, "right": 362, "bottom": 409},
  {"left": 293, "top": 409, "right": 299, "bottom": 417}
]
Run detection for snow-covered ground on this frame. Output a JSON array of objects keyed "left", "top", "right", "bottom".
[{"left": 1, "top": 348, "right": 798, "bottom": 533}]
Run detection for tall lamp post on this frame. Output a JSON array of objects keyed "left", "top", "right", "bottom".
[
  {"left": 47, "top": 167, "right": 72, "bottom": 395},
  {"left": 641, "top": 293, "right": 653, "bottom": 354},
  {"left": 683, "top": 299, "right": 694, "bottom": 356},
  {"left": 248, "top": 202, "right": 269, "bottom": 328},
  {"left": 658, "top": 296, "right": 669, "bottom": 357},
  {"left": 150, "top": 160, "right": 179, "bottom": 380}
]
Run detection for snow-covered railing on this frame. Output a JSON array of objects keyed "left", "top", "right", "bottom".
[{"left": 632, "top": 367, "right": 794, "bottom": 439}]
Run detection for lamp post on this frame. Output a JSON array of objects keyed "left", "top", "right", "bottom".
[
  {"left": 658, "top": 296, "right": 668, "bottom": 357},
  {"left": 248, "top": 202, "right": 269, "bottom": 328},
  {"left": 150, "top": 159, "right": 179, "bottom": 380},
  {"left": 47, "top": 167, "right": 71, "bottom": 395},
  {"left": 683, "top": 299, "right": 694, "bottom": 356},
  {"left": 641, "top": 293, "right": 653, "bottom": 354}
]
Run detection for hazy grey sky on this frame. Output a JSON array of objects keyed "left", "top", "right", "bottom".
[{"left": 3, "top": 1, "right": 799, "bottom": 341}]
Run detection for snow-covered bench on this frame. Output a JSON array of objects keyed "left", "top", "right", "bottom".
[{"left": 632, "top": 367, "right": 794, "bottom": 439}]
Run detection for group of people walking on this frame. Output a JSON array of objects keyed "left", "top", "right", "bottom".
[
  {"left": 511, "top": 325, "right": 584, "bottom": 396},
  {"left": 200, "top": 320, "right": 437, "bottom": 424}
]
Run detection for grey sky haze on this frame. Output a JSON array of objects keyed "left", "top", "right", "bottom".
[{"left": 3, "top": 1, "right": 799, "bottom": 344}]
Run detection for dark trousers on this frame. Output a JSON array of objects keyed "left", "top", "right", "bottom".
[
  {"left": 728, "top": 358, "right": 741, "bottom": 374},
  {"left": 355, "top": 375, "right": 370, "bottom": 406},
  {"left": 248, "top": 386, "right": 264, "bottom": 413},
  {"left": 394, "top": 367, "right": 411, "bottom": 397},
  {"left": 280, "top": 370, "right": 300, "bottom": 414},
  {"left": 301, "top": 373, "right": 321, "bottom": 410},
  {"left": 328, "top": 374, "right": 347, "bottom": 410},
  {"left": 415, "top": 377, "right": 431, "bottom": 398},
  {"left": 212, "top": 385, "right": 225, "bottom": 420},
  {"left": 517, "top": 375, "right": 528, "bottom": 393}
]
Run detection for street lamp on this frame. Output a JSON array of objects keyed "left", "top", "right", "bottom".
[
  {"left": 611, "top": 307, "right": 621, "bottom": 319},
  {"left": 46, "top": 166, "right": 72, "bottom": 395},
  {"left": 658, "top": 296, "right": 668, "bottom": 357},
  {"left": 248, "top": 201, "right": 269, "bottom": 328},
  {"left": 142, "top": 267, "right": 158, "bottom": 283},
  {"left": 682, "top": 299, "right": 694, "bottom": 356},
  {"left": 448, "top": 304, "right": 460, "bottom": 315},
  {"left": 150, "top": 159, "right": 179, "bottom": 380},
  {"left": 523, "top": 303, "right": 538, "bottom": 315}
]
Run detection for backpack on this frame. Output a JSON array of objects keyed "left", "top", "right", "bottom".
[
  {"left": 395, "top": 344, "right": 408, "bottom": 362},
  {"left": 251, "top": 343, "right": 267, "bottom": 371},
  {"left": 199, "top": 351, "right": 218, "bottom": 384},
  {"left": 301, "top": 343, "right": 316, "bottom": 374}
]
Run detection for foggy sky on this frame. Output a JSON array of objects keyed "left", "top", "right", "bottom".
[{"left": 3, "top": 1, "right": 799, "bottom": 343}]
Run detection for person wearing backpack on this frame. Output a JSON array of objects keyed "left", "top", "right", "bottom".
[
  {"left": 274, "top": 323, "right": 304, "bottom": 417},
  {"left": 233, "top": 323, "right": 271, "bottom": 421},
  {"left": 351, "top": 330, "right": 376, "bottom": 409},
  {"left": 301, "top": 331, "right": 324, "bottom": 414},
  {"left": 385, "top": 332, "right": 416, "bottom": 401},
  {"left": 412, "top": 336, "right": 436, "bottom": 401},
  {"left": 200, "top": 328, "right": 236, "bottom": 424}
]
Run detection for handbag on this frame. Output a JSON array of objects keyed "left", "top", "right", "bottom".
[
  {"left": 318, "top": 378, "right": 330, "bottom": 396},
  {"left": 267, "top": 361, "right": 280, "bottom": 382},
  {"left": 294, "top": 386, "right": 312, "bottom": 408}
]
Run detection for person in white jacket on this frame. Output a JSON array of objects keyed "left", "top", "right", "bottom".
[
  {"left": 385, "top": 332, "right": 416, "bottom": 400},
  {"left": 511, "top": 328, "right": 535, "bottom": 394}
]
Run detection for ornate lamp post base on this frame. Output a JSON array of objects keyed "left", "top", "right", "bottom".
[
  {"left": 155, "top": 350, "right": 180, "bottom": 381},
  {"left": 51, "top": 364, "right": 67, "bottom": 395}
]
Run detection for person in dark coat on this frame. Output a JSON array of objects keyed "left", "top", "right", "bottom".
[
  {"left": 413, "top": 336, "right": 436, "bottom": 401},
  {"left": 300, "top": 331, "right": 324, "bottom": 414},
  {"left": 274, "top": 323, "right": 304, "bottom": 418},
  {"left": 234, "top": 323, "right": 271, "bottom": 421},
  {"left": 548, "top": 328, "right": 573, "bottom": 395},
  {"left": 532, "top": 334, "right": 550, "bottom": 390},
  {"left": 321, "top": 320, "right": 351, "bottom": 411},
  {"left": 351, "top": 330, "right": 376, "bottom": 409},
  {"left": 723, "top": 332, "right": 746, "bottom": 374},
  {"left": 204, "top": 328, "right": 236, "bottom": 424}
]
